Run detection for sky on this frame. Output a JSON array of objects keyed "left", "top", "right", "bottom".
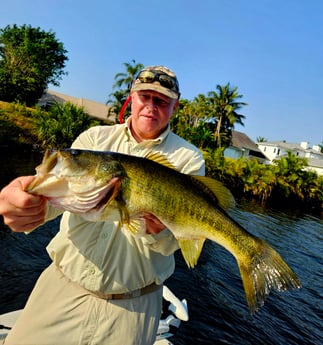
[{"left": 2, "top": 0, "right": 323, "bottom": 146}]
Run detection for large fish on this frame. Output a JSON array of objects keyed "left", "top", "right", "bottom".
[{"left": 26, "top": 149, "right": 301, "bottom": 314}]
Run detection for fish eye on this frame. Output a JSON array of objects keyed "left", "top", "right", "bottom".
[{"left": 70, "top": 149, "right": 81, "bottom": 156}]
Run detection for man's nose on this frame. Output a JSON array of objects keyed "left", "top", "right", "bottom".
[{"left": 145, "top": 99, "right": 158, "bottom": 110}]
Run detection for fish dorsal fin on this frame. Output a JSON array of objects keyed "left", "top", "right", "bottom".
[
  {"left": 144, "top": 152, "right": 234, "bottom": 209},
  {"left": 145, "top": 152, "right": 177, "bottom": 170},
  {"left": 177, "top": 238, "right": 206, "bottom": 268},
  {"left": 192, "top": 176, "right": 235, "bottom": 210}
]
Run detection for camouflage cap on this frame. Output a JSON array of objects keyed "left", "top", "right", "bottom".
[{"left": 131, "top": 66, "right": 180, "bottom": 99}]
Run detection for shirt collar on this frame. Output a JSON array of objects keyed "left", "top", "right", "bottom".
[{"left": 124, "top": 117, "right": 170, "bottom": 145}]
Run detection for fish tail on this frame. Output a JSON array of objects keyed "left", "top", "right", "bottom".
[{"left": 237, "top": 239, "right": 301, "bottom": 315}]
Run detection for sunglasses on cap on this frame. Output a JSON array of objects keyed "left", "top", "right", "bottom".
[{"left": 135, "top": 70, "right": 179, "bottom": 93}]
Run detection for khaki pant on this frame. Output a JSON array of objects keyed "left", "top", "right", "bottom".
[{"left": 5, "top": 264, "right": 162, "bottom": 345}]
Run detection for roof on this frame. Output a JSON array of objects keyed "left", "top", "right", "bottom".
[
  {"left": 230, "top": 131, "right": 268, "bottom": 160},
  {"left": 257, "top": 140, "right": 323, "bottom": 157},
  {"left": 231, "top": 131, "right": 261, "bottom": 152},
  {"left": 39, "top": 90, "right": 115, "bottom": 124},
  {"left": 258, "top": 141, "right": 303, "bottom": 150}
]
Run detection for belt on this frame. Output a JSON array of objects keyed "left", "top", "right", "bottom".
[{"left": 94, "top": 283, "right": 162, "bottom": 300}]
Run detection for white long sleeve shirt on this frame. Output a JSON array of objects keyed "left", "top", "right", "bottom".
[{"left": 46, "top": 120, "right": 205, "bottom": 295}]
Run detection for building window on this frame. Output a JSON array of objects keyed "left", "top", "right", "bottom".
[{"left": 277, "top": 149, "right": 280, "bottom": 155}]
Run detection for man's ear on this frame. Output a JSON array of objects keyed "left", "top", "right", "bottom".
[{"left": 173, "top": 100, "right": 179, "bottom": 111}]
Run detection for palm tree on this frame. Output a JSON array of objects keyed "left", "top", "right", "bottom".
[
  {"left": 273, "top": 151, "right": 309, "bottom": 199},
  {"left": 106, "top": 89, "right": 128, "bottom": 123},
  {"left": 107, "top": 60, "right": 144, "bottom": 122},
  {"left": 112, "top": 59, "right": 144, "bottom": 92},
  {"left": 171, "top": 95, "right": 216, "bottom": 149},
  {"left": 33, "top": 102, "right": 100, "bottom": 148},
  {"left": 207, "top": 83, "right": 247, "bottom": 148},
  {"left": 256, "top": 136, "right": 267, "bottom": 142}
]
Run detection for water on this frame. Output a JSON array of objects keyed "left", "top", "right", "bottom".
[
  {"left": 168, "top": 206, "right": 322, "bottom": 345},
  {"left": 0, "top": 150, "right": 322, "bottom": 345}
]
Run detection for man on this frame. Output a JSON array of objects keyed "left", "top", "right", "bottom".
[{"left": 0, "top": 66, "right": 205, "bottom": 345}]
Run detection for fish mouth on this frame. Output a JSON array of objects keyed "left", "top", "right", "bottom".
[
  {"left": 47, "top": 177, "right": 122, "bottom": 215},
  {"left": 27, "top": 149, "right": 124, "bottom": 216}
]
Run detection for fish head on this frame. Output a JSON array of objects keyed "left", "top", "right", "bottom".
[{"left": 26, "top": 149, "right": 125, "bottom": 216}]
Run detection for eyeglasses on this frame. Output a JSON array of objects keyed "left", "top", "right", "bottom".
[{"left": 134, "top": 70, "right": 179, "bottom": 93}]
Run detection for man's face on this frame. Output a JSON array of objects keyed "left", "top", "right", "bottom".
[{"left": 130, "top": 90, "right": 178, "bottom": 141}]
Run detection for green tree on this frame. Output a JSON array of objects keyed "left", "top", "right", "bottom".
[
  {"left": 172, "top": 85, "right": 247, "bottom": 150},
  {"left": 113, "top": 59, "right": 144, "bottom": 91},
  {"left": 33, "top": 102, "right": 100, "bottom": 148},
  {"left": 0, "top": 24, "right": 68, "bottom": 105},
  {"left": 208, "top": 83, "right": 247, "bottom": 148},
  {"left": 107, "top": 60, "right": 144, "bottom": 122},
  {"left": 256, "top": 136, "right": 267, "bottom": 142},
  {"left": 171, "top": 95, "right": 216, "bottom": 149},
  {"left": 107, "top": 89, "right": 127, "bottom": 123},
  {"left": 273, "top": 151, "right": 309, "bottom": 199},
  {"left": 240, "top": 158, "right": 275, "bottom": 203}
]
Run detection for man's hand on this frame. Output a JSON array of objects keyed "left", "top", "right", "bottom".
[{"left": 0, "top": 176, "right": 47, "bottom": 232}]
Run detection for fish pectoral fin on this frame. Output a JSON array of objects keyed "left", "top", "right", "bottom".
[
  {"left": 124, "top": 217, "right": 146, "bottom": 236},
  {"left": 177, "top": 238, "right": 206, "bottom": 268}
]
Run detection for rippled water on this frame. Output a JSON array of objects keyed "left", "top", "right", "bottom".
[
  {"left": 168, "top": 205, "right": 323, "bottom": 345},
  {"left": 0, "top": 150, "right": 322, "bottom": 344}
]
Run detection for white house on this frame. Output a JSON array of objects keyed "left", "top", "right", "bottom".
[
  {"left": 257, "top": 141, "right": 323, "bottom": 175},
  {"left": 224, "top": 131, "right": 268, "bottom": 162}
]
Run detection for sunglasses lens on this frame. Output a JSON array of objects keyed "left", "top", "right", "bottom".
[
  {"left": 135, "top": 70, "right": 178, "bottom": 93},
  {"left": 158, "top": 75, "right": 175, "bottom": 89},
  {"left": 138, "top": 71, "right": 155, "bottom": 83}
]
